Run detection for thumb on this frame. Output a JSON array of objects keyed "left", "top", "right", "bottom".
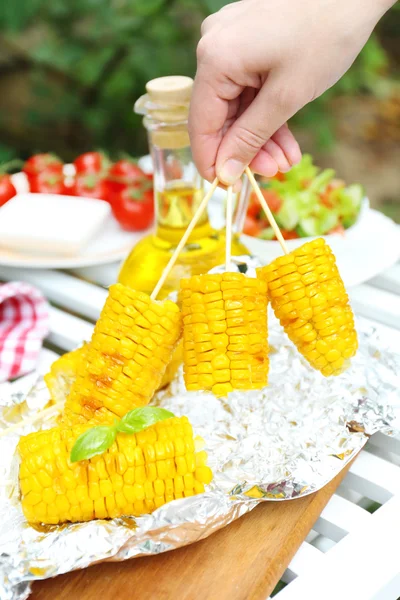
[{"left": 216, "top": 74, "right": 301, "bottom": 185}]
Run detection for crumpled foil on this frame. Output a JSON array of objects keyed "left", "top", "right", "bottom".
[{"left": 1, "top": 277, "right": 399, "bottom": 599}]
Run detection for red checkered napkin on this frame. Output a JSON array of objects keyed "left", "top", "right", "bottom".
[{"left": 0, "top": 282, "right": 49, "bottom": 382}]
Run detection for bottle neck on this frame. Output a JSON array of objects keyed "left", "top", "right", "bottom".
[{"left": 144, "top": 119, "right": 211, "bottom": 242}]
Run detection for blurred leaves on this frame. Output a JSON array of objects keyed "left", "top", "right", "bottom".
[{"left": 0, "top": 0, "right": 396, "bottom": 159}]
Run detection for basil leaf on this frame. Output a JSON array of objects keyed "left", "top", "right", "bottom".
[
  {"left": 70, "top": 426, "right": 116, "bottom": 463},
  {"left": 117, "top": 407, "right": 174, "bottom": 434}
]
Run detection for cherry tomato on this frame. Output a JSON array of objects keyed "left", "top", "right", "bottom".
[
  {"left": 319, "top": 193, "right": 334, "bottom": 209},
  {"left": 273, "top": 172, "right": 286, "bottom": 182},
  {"left": 111, "top": 186, "right": 154, "bottom": 231},
  {"left": 328, "top": 224, "right": 345, "bottom": 236},
  {"left": 248, "top": 189, "right": 282, "bottom": 218},
  {"left": 243, "top": 215, "right": 263, "bottom": 237},
  {"left": 261, "top": 189, "right": 282, "bottom": 213},
  {"left": 74, "top": 152, "right": 108, "bottom": 175},
  {"left": 71, "top": 174, "right": 108, "bottom": 200},
  {"left": 29, "top": 171, "right": 66, "bottom": 194},
  {"left": 0, "top": 175, "right": 17, "bottom": 207},
  {"left": 23, "top": 154, "right": 63, "bottom": 178},
  {"left": 106, "top": 160, "right": 148, "bottom": 194},
  {"left": 281, "top": 229, "right": 300, "bottom": 240},
  {"left": 247, "top": 192, "right": 262, "bottom": 219}
]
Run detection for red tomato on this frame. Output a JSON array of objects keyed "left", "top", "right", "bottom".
[
  {"left": 281, "top": 229, "right": 300, "bottom": 240},
  {"left": 261, "top": 189, "right": 282, "bottom": 213},
  {"left": 328, "top": 224, "right": 345, "bottom": 236},
  {"left": 23, "top": 154, "right": 63, "bottom": 178},
  {"left": 111, "top": 186, "right": 154, "bottom": 231},
  {"left": 74, "top": 152, "right": 108, "bottom": 175},
  {"left": 247, "top": 189, "right": 282, "bottom": 219},
  {"left": 273, "top": 172, "right": 286, "bottom": 182},
  {"left": 106, "top": 160, "right": 148, "bottom": 194},
  {"left": 71, "top": 174, "right": 108, "bottom": 200},
  {"left": 319, "top": 192, "right": 334, "bottom": 209},
  {"left": 29, "top": 171, "right": 66, "bottom": 194},
  {"left": 0, "top": 175, "right": 17, "bottom": 207},
  {"left": 243, "top": 215, "right": 263, "bottom": 237},
  {"left": 247, "top": 193, "right": 262, "bottom": 218}
]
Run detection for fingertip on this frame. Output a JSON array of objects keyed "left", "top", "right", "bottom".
[
  {"left": 263, "top": 139, "right": 291, "bottom": 173},
  {"left": 249, "top": 151, "right": 279, "bottom": 178},
  {"left": 289, "top": 141, "right": 302, "bottom": 166},
  {"left": 271, "top": 126, "right": 302, "bottom": 167}
]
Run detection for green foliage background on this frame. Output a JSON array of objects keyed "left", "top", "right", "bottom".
[{"left": 0, "top": 0, "right": 397, "bottom": 161}]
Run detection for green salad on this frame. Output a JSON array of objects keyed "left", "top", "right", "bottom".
[{"left": 244, "top": 154, "right": 364, "bottom": 240}]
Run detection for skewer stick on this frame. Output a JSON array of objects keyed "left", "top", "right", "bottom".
[
  {"left": 225, "top": 186, "right": 233, "bottom": 271},
  {"left": 0, "top": 401, "right": 63, "bottom": 439},
  {"left": 151, "top": 177, "right": 220, "bottom": 300},
  {"left": 245, "top": 167, "right": 289, "bottom": 255}
]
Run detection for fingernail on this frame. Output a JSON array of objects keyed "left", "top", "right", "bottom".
[{"left": 218, "top": 159, "right": 245, "bottom": 185}]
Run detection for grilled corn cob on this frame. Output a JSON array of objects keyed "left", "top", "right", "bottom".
[
  {"left": 44, "top": 345, "right": 87, "bottom": 405},
  {"left": 19, "top": 416, "right": 212, "bottom": 525},
  {"left": 257, "top": 238, "right": 357, "bottom": 376},
  {"left": 62, "top": 283, "right": 182, "bottom": 425},
  {"left": 180, "top": 272, "right": 269, "bottom": 396},
  {"left": 46, "top": 340, "right": 182, "bottom": 408}
]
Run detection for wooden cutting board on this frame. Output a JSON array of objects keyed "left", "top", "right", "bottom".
[{"left": 31, "top": 462, "right": 352, "bottom": 600}]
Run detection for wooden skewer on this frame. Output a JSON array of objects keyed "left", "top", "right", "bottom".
[
  {"left": 151, "top": 178, "right": 219, "bottom": 300},
  {"left": 0, "top": 401, "right": 63, "bottom": 439},
  {"left": 225, "top": 186, "right": 233, "bottom": 271},
  {"left": 245, "top": 167, "right": 289, "bottom": 255}
]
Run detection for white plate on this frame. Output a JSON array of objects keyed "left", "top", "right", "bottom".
[{"left": 0, "top": 169, "right": 150, "bottom": 269}]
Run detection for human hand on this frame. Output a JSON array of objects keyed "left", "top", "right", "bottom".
[{"left": 189, "top": 0, "right": 394, "bottom": 185}]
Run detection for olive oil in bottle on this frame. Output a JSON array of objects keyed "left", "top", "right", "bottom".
[{"left": 118, "top": 76, "right": 248, "bottom": 298}]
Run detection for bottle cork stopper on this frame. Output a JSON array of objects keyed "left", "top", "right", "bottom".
[
  {"left": 136, "top": 76, "right": 194, "bottom": 149},
  {"left": 146, "top": 76, "right": 193, "bottom": 106}
]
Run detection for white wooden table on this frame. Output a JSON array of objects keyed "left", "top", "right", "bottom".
[{"left": 1, "top": 258, "right": 400, "bottom": 600}]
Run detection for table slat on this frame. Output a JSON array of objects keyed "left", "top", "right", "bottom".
[
  {"left": 370, "top": 263, "right": 400, "bottom": 296},
  {"left": 277, "top": 496, "right": 400, "bottom": 600},
  {"left": 343, "top": 450, "right": 400, "bottom": 503},
  {"left": 349, "top": 285, "right": 400, "bottom": 329},
  {"left": 312, "top": 494, "right": 371, "bottom": 542},
  {"left": 0, "top": 267, "right": 107, "bottom": 320},
  {"left": 48, "top": 306, "right": 93, "bottom": 351}
]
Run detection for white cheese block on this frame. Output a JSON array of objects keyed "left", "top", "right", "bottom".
[{"left": 0, "top": 193, "right": 111, "bottom": 256}]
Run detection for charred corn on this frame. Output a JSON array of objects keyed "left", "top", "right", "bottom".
[
  {"left": 18, "top": 416, "right": 212, "bottom": 525},
  {"left": 257, "top": 238, "right": 357, "bottom": 376},
  {"left": 62, "top": 284, "right": 182, "bottom": 425},
  {"left": 46, "top": 340, "right": 182, "bottom": 408},
  {"left": 180, "top": 273, "right": 269, "bottom": 396}
]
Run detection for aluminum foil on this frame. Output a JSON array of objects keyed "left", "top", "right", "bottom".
[{"left": 1, "top": 309, "right": 399, "bottom": 599}]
